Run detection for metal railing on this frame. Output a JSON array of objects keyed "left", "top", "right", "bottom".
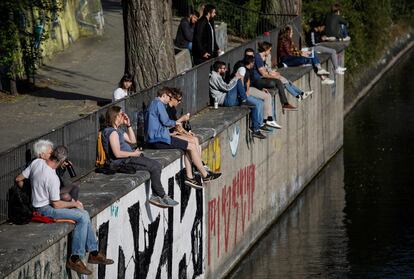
[
  {"left": 172, "top": 0, "right": 297, "bottom": 38},
  {"left": 0, "top": 15, "right": 300, "bottom": 224}
]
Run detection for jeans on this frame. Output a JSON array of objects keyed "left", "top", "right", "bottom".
[
  {"left": 223, "top": 79, "right": 247, "bottom": 106},
  {"left": 223, "top": 80, "right": 263, "bottom": 131},
  {"left": 37, "top": 205, "right": 98, "bottom": 256},
  {"left": 284, "top": 80, "right": 303, "bottom": 98},
  {"left": 281, "top": 55, "right": 321, "bottom": 67},
  {"left": 252, "top": 78, "right": 288, "bottom": 105},
  {"left": 187, "top": 42, "right": 192, "bottom": 51},
  {"left": 122, "top": 155, "right": 165, "bottom": 197},
  {"left": 246, "top": 96, "right": 263, "bottom": 131},
  {"left": 314, "top": 45, "right": 338, "bottom": 69}
]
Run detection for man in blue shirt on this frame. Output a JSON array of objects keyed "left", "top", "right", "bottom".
[{"left": 145, "top": 87, "right": 221, "bottom": 188}]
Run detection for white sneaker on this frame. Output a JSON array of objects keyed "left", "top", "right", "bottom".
[
  {"left": 342, "top": 36, "right": 351, "bottom": 41},
  {"left": 321, "top": 78, "right": 335, "bottom": 85},
  {"left": 335, "top": 69, "right": 345, "bottom": 75},
  {"left": 301, "top": 90, "right": 314, "bottom": 100},
  {"left": 317, "top": 69, "right": 330, "bottom": 75},
  {"left": 337, "top": 66, "right": 347, "bottom": 72},
  {"left": 266, "top": 120, "right": 282, "bottom": 129}
]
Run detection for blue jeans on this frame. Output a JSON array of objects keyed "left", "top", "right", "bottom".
[
  {"left": 284, "top": 81, "right": 303, "bottom": 98},
  {"left": 37, "top": 205, "right": 98, "bottom": 256},
  {"left": 187, "top": 42, "right": 192, "bottom": 51},
  {"left": 281, "top": 55, "right": 321, "bottom": 67},
  {"left": 223, "top": 79, "right": 247, "bottom": 106},
  {"left": 223, "top": 80, "right": 263, "bottom": 131}
]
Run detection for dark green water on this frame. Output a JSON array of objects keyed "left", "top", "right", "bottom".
[{"left": 228, "top": 49, "right": 414, "bottom": 278}]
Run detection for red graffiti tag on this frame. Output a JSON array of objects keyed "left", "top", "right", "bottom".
[{"left": 207, "top": 164, "right": 255, "bottom": 265}]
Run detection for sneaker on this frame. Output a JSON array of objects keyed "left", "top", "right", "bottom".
[
  {"left": 335, "top": 69, "right": 345, "bottom": 75},
  {"left": 88, "top": 252, "right": 114, "bottom": 265},
  {"left": 148, "top": 195, "right": 179, "bottom": 207},
  {"left": 184, "top": 175, "right": 204, "bottom": 189},
  {"left": 203, "top": 171, "right": 222, "bottom": 182},
  {"left": 162, "top": 195, "right": 179, "bottom": 206},
  {"left": 66, "top": 259, "right": 92, "bottom": 275},
  {"left": 265, "top": 120, "right": 282, "bottom": 129},
  {"left": 321, "top": 78, "right": 335, "bottom": 85},
  {"left": 337, "top": 66, "right": 347, "bottom": 72},
  {"left": 260, "top": 125, "right": 272, "bottom": 132},
  {"left": 252, "top": 130, "right": 266, "bottom": 139},
  {"left": 342, "top": 36, "right": 351, "bottom": 41},
  {"left": 317, "top": 69, "right": 330, "bottom": 75},
  {"left": 282, "top": 103, "right": 298, "bottom": 111},
  {"left": 301, "top": 90, "right": 314, "bottom": 100}
]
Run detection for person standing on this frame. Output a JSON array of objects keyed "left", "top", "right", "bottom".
[
  {"left": 174, "top": 11, "right": 199, "bottom": 50},
  {"left": 192, "top": 4, "right": 220, "bottom": 65}
]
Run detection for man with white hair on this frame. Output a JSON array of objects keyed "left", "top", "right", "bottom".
[
  {"left": 31, "top": 139, "right": 79, "bottom": 201},
  {"left": 15, "top": 145, "right": 113, "bottom": 275}
]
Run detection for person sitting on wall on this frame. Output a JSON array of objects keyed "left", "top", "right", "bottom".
[
  {"left": 232, "top": 55, "right": 282, "bottom": 130},
  {"left": 113, "top": 74, "right": 133, "bottom": 102},
  {"left": 15, "top": 146, "right": 114, "bottom": 275},
  {"left": 25, "top": 139, "right": 80, "bottom": 202},
  {"left": 174, "top": 10, "right": 200, "bottom": 51},
  {"left": 166, "top": 87, "right": 218, "bottom": 176},
  {"left": 192, "top": 4, "right": 220, "bottom": 65},
  {"left": 250, "top": 42, "right": 299, "bottom": 110},
  {"left": 145, "top": 87, "right": 221, "bottom": 189},
  {"left": 209, "top": 60, "right": 266, "bottom": 139},
  {"left": 324, "top": 3, "right": 351, "bottom": 41},
  {"left": 102, "top": 105, "right": 179, "bottom": 208},
  {"left": 277, "top": 25, "right": 335, "bottom": 85},
  {"left": 305, "top": 20, "right": 347, "bottom": 75}
]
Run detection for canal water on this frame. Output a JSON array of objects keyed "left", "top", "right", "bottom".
[{"left": 228, "top": 49, "right": 414, "bottom": 278}]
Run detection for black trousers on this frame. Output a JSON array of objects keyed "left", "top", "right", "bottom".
[
  {"left": 122, "top": 155, "right": 166, "bottom": 197},
  {"left": 252, "top": 78, "right": 288, "bottom": 105}
]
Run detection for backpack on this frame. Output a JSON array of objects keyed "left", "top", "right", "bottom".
[{"left": 8, "top": 185, "right": 34, "bottom": 225}]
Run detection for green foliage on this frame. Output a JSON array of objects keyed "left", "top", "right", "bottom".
[
  {"left": 0, "top": 0, "right": 60, "bottom": 92},
  {"left": 302, "top": 0, "right": 414, "bottom": 75}
]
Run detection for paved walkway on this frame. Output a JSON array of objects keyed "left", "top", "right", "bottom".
[{"left": 0, "top": 0, "right": 124, "bottom": 153}]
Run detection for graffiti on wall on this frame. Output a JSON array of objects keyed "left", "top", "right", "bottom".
[
  {"left": 207, "top": 164, "right": 256, "bottom": 265},
  {"left": 202, "top": 137, "right": 221, "bottom": 172},
  {"left": 96, "top": 160, "right": 203, "bottom": 279},
  {"left": 228, "top": 125, "right": 240, "bottom": 157}
]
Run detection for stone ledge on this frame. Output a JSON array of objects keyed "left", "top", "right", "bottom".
[{"left": 0, "top": 106, "right": 249, "bottom": 278}]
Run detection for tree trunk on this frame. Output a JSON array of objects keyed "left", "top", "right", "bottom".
[
  {"left": 122, "top": 0, "right": 176, "bottom": 91},
  {"left": 10, "top": 76, "right": 18, "bottom": 96}
]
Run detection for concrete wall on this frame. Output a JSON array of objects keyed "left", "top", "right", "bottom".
[
  {"left": 41, "top": 0, "right": 104, "bottom": 60},
  {"left": 4, "top": 57, "right": 344, "bottom": 278}
]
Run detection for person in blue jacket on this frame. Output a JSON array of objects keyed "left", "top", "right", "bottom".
[{"left": 145, "top": 87, "right": 221, "bottom": 189}]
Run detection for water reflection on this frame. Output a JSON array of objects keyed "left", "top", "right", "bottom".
[{"left": 229, "top": 151, "right": 350, "bottom": 278}]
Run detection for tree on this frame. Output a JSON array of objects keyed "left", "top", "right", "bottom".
[
  {"left": 122, "top": 0, "right": 177, "bottom": 91},
  {"left": 0, "top": 0, "right": 58, "bottom": 95}
]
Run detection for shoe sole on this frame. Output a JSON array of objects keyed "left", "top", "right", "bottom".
[
  {"left": 148, "top": 199, "right": 175, "bottom": 208},
  {"left": 203, "top": 174, "right": 222, "bottom": 182},
  {"left": 184, "top": 180, "right": 204, "bottom": 189},
  {"left": 66, "top": 264, "right": 92, "bottom": 275},
  {"left": 88, "top": 259, "right": 115, "bottom": 265},
  {"left": 266, "top": 124, "right": 282, "bottom": 129}
]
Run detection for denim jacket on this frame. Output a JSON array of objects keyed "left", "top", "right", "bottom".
[{"left": 144, "top": 98, "right": 176, "bottom": 144}]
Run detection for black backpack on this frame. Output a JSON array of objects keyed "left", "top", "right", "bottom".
[{"left": 8, "top": 185, "right": 34, "bottom": 225}]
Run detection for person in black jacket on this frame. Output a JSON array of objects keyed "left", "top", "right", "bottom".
[
  {"left": 174, "top": 11, "right": 199, "bottom": 50},
  {"left": 324, "top": 3, "right": 350, "bottom": 41},
  {"left": 192, "top": 4, "right": 220, "bottom": 65}
]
